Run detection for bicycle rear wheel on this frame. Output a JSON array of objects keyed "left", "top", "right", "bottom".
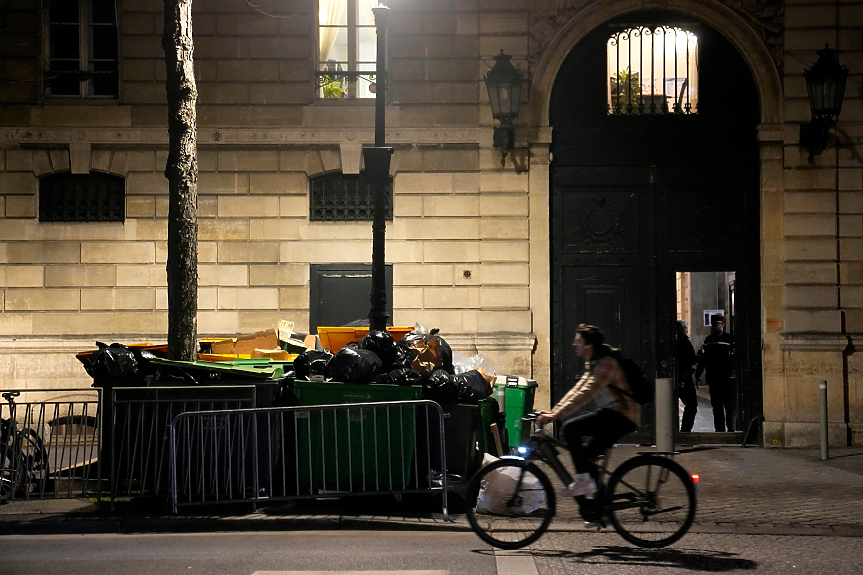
[
  {"left": 605, "top": 455, "right": 696, "bottom": 548},
  {"left": 0, "top": 444, "right": 22, "bottom": 502},
  {"left": 464, "top": 458, "right": 556, "bottom": 550},
  {"left": 18, "top": 429, "right": 49, "bottom": 496}
]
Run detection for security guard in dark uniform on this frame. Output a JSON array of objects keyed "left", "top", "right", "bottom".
[{"left": 695, "top": 314, "right": 735, "bottom": 432}]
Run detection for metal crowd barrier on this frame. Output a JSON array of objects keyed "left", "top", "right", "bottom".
[
  {"left": 169, "top": 400, "right": 450, "bottom": 517},
  {"left": 108, "top": 386, "right": 258, "bottom": 501},
  {"left": 0, "top": 388, "right": 101, "bottom": 500}
]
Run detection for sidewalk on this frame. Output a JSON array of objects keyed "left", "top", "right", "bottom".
[{"left": 1, "top": 446, "right": 861, "bottom": 537}]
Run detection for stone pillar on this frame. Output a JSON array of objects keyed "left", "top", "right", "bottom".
[{"left": 528, "top": 135, "right": 552, "bottom": 410}]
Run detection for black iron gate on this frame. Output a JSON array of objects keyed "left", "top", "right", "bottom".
[{"left": 549, "top": 12, "right": 762, "bottom": 443}]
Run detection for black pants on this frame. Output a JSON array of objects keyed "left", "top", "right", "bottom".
[
  {"left": 561, "top": 408, "right": 639, "bottom": 480},
  {"left": 707, "top": 375, "right": 735, "bottom": 432},
  {"left": 678, "top": 375, "right": 697, "bottom": 433}
]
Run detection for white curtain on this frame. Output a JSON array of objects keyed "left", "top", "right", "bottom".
[
  {"left": 319, "top": 0, "right": 347, "bottom": 63},
  {"left": 358, "top": 0, "right": 377, "bottom": 43}
]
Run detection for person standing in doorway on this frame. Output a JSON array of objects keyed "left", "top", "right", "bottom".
[
  {"left": 695, "top": 314, "right": 735, "bottom": 432},
  {"left": 676, "top": 320, "right": 698, "bottom": 433}
]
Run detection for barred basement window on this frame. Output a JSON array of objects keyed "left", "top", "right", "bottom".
[
  {"left": 39, "top": 171, "right": 125, "bottom": 222},
  {"left": 310, "top": 171, "right": 392, "bottom": 222},
  {"left": 607, "top": 26, "right": 699, "bottom": 115}
]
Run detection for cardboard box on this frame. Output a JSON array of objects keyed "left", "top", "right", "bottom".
[
  {"left": 209, "top": 328, "right": 280, "bottom": 355},
  {"left": 252, "top": 348, "right": 295, "bottom": 360}
]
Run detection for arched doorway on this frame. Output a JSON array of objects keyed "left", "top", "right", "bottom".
[{"left": 549, "top": 12, "right": 762, "bottom": 443}]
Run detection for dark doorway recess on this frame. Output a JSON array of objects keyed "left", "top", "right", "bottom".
[
  {"left": 309, "top": 264, "right": 393, "bottom": 333},
  {"left": 549, "top": 12, "right": 762, "bottom": 444}
]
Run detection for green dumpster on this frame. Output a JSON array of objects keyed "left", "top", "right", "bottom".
[
  {"left": 494, "top": 376, "right": 538, "bottom": 449},
  {"left": 476, "top": 397, "right": 500, "bottom": 456},
  {"left": 291, "top": 381, "right": 422, "bottom": 492}
]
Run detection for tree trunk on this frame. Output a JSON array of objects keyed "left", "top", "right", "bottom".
[{"left": 162, "top": 0, "right": 198, "bottom": 361}]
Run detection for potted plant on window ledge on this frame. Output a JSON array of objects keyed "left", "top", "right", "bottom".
[{"left": 321, "top": 75, "right": 346, "bottom": 98}]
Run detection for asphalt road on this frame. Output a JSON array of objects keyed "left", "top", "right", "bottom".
[{"left": 2, "top": 530, "right": 862, "bottom": 575}]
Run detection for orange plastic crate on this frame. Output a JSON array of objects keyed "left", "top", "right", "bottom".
[{"left": 316, "top": 326, "right": 413, "bottom": 353}]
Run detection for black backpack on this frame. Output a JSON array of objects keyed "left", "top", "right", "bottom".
[{"left": 606, "top": 348, "right": 654, "bottom": 405}]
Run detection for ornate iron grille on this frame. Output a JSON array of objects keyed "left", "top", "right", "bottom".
[
  {"left": 607, "top": 26, "right": 698, "bottom": 115},
  {"left": 39, "top": 171, "right": 125, "bottom": 222},
  {"left": 309, "top": 172, "right": 393, "bottom": 222}
]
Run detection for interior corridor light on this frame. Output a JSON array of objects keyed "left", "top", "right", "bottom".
[
  {"left": 484, "top": 50, "right": 523, "bottom": 167},
  {"left": 800, "top": 45, "right": 848, "bottom": 162}
]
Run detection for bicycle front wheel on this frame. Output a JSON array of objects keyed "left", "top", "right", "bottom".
[
  {"left": 0, "top": 444, "right": 22, "bottom": 502},
  {"left": 465, "top": 458, "right": 556, "bottom": 550},
  {"left": 605, "top": 455, "right": 696, "bottom": 548}
]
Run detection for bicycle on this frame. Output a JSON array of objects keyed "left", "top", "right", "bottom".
[
  {"left": 1, "top": 391, "right": 50, "bottom": 502},
  {"left": 464, "top": 412, "right": 696, "bottom": 550}
]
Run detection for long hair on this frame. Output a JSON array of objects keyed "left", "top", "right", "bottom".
[{"left": 576, "top": 324, "right": 605, "bottom": 348}]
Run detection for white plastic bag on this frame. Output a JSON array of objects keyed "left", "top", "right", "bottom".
[
  {"left": 452, "top": 351, "right": 495, "bottom": 375},
  {"left": 475, "top": 455, "right": 547, "bottom": 515}
]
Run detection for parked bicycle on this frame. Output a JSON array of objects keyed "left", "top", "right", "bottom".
[
  {"left": 465, "top": 412, "right": 696, "bottom": 549},
  {"left": 1, "top": 391, "right": 50, "bottom": 502}
]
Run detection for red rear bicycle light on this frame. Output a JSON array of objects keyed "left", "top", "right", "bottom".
[{"left": 691, "top": 474, "right": 700, "bottom": 483}]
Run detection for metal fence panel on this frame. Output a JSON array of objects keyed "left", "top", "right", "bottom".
[
  {"left": 108, "top": 386, "right": 257, "bottom": 499},
  {"left": 169, "top": 400, "right": 449, "bottom": 517},
  {"left": 0, "top": 389, "right": 101, "bottom": 501}
]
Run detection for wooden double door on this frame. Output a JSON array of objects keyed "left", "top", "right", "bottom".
[{"left": 549, "top": 12, "right": 762, "bottom": 442}]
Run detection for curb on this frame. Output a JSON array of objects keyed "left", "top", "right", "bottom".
[{"left": 2, "top": 512, "right": 862, "bottom": 538}]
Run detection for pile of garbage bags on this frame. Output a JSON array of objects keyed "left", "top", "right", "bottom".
[{"left": 293, "top": 324, "right": 494, "bottom": 405}]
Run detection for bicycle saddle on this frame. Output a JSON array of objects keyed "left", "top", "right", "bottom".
[{"left": 2, "top": 391, "right": 20, "bottom": 400}]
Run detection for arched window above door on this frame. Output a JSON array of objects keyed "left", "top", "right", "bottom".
[{"left": 607, "top": 26, "right": 698, "bottom": 115}]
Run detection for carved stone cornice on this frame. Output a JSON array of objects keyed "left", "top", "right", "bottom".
[
  {"left": 445, "top": 333, "right": 537, "bottom": 353},
  {"left": 528, "top": 0, "right": 784, "bottom": 78},
  {"left": 778, "top": 333, "right": 850, "bottom": 352},
  {"left": 4, "top": 127, "right": 481, "bottom": 149}
]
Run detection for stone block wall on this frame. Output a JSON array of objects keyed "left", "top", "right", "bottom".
[
  {"left": 0, "top": 0, "right": 536, "bottom": 391},
  {"left": 766, "top": 0, "right": 863, "bottom": 446}
]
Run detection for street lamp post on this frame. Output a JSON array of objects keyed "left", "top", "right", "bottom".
[{"left": 365, "top": 4, "right": 393, "bottom": 331}]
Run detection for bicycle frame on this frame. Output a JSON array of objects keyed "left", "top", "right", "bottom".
[{"left": 516, "top": 427, "right": 683, "bottom": 515}]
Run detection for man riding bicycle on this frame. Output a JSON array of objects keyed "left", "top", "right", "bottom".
[{"left": 536, "top": 324, "right": 640, "bottom": 521}]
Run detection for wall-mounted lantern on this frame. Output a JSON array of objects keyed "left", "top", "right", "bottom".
[
  {"left": 484, "top": 51, "right": 523, "bottom": 167},
  {"left": 800, "top": 45, "right": 848, "bottom": 163}
]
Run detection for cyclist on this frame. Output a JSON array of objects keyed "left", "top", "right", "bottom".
[{"left": 536, "top": 324, "right": 640, "bottom": 523}]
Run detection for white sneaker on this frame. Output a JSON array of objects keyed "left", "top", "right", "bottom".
[
  {"left": 559, "top": 473, "right": 597, "bottom": 498},
  {"left": 583, "top": 520, "right": 604, "bottom": 530}
]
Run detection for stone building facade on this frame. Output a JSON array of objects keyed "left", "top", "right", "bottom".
[{"left": 0, "top": 0, "right": 860, "bottom": 447}]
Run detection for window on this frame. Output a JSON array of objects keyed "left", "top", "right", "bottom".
[
  {"left": 607, "top": 26, "right": 698, "bottom": 115},
  {"left": 309, "top": 171, "right": 392, "bottom": 221},
  {"left": 317, "top": 0, "right": 377, "bottom": 99},
  {"left": 45, "top": 0, "right": 118, "bottom": 98},
  {"left": 39, "top": 171, "right": 125, "bottom": 222}
]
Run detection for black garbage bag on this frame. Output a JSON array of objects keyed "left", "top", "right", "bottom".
[
  {"left": 294, "top": 349, "right": 334, "bottom": 380},
  {"left": 82, "top": 342, "right": 139, "bottom": 379},
  {"left": 361, "top": 329, "right": 399, "bottom": 368},
  {"left": 400, "top": 329, "right": 425, "bottom": 347},
  {"left": 392, "top": 343, "right": 416, "bottom": 369},
  {"left": 404, "top": 327, "right": 454, "bottom": 375},
  {"left": 427, "top": 330, "right": 454, "bottom": 374},
  {"left": 372, "top": 367, "right": 423, "bottom": 386},
  {"left": 422, "top": 369, "right": 459, "bottom": 404},
  {"left": 455, "top": 369, "right": 493, "bottom": 403},
  {"left": 326, "top": 346, "right": 383, "bottom": 383}
]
